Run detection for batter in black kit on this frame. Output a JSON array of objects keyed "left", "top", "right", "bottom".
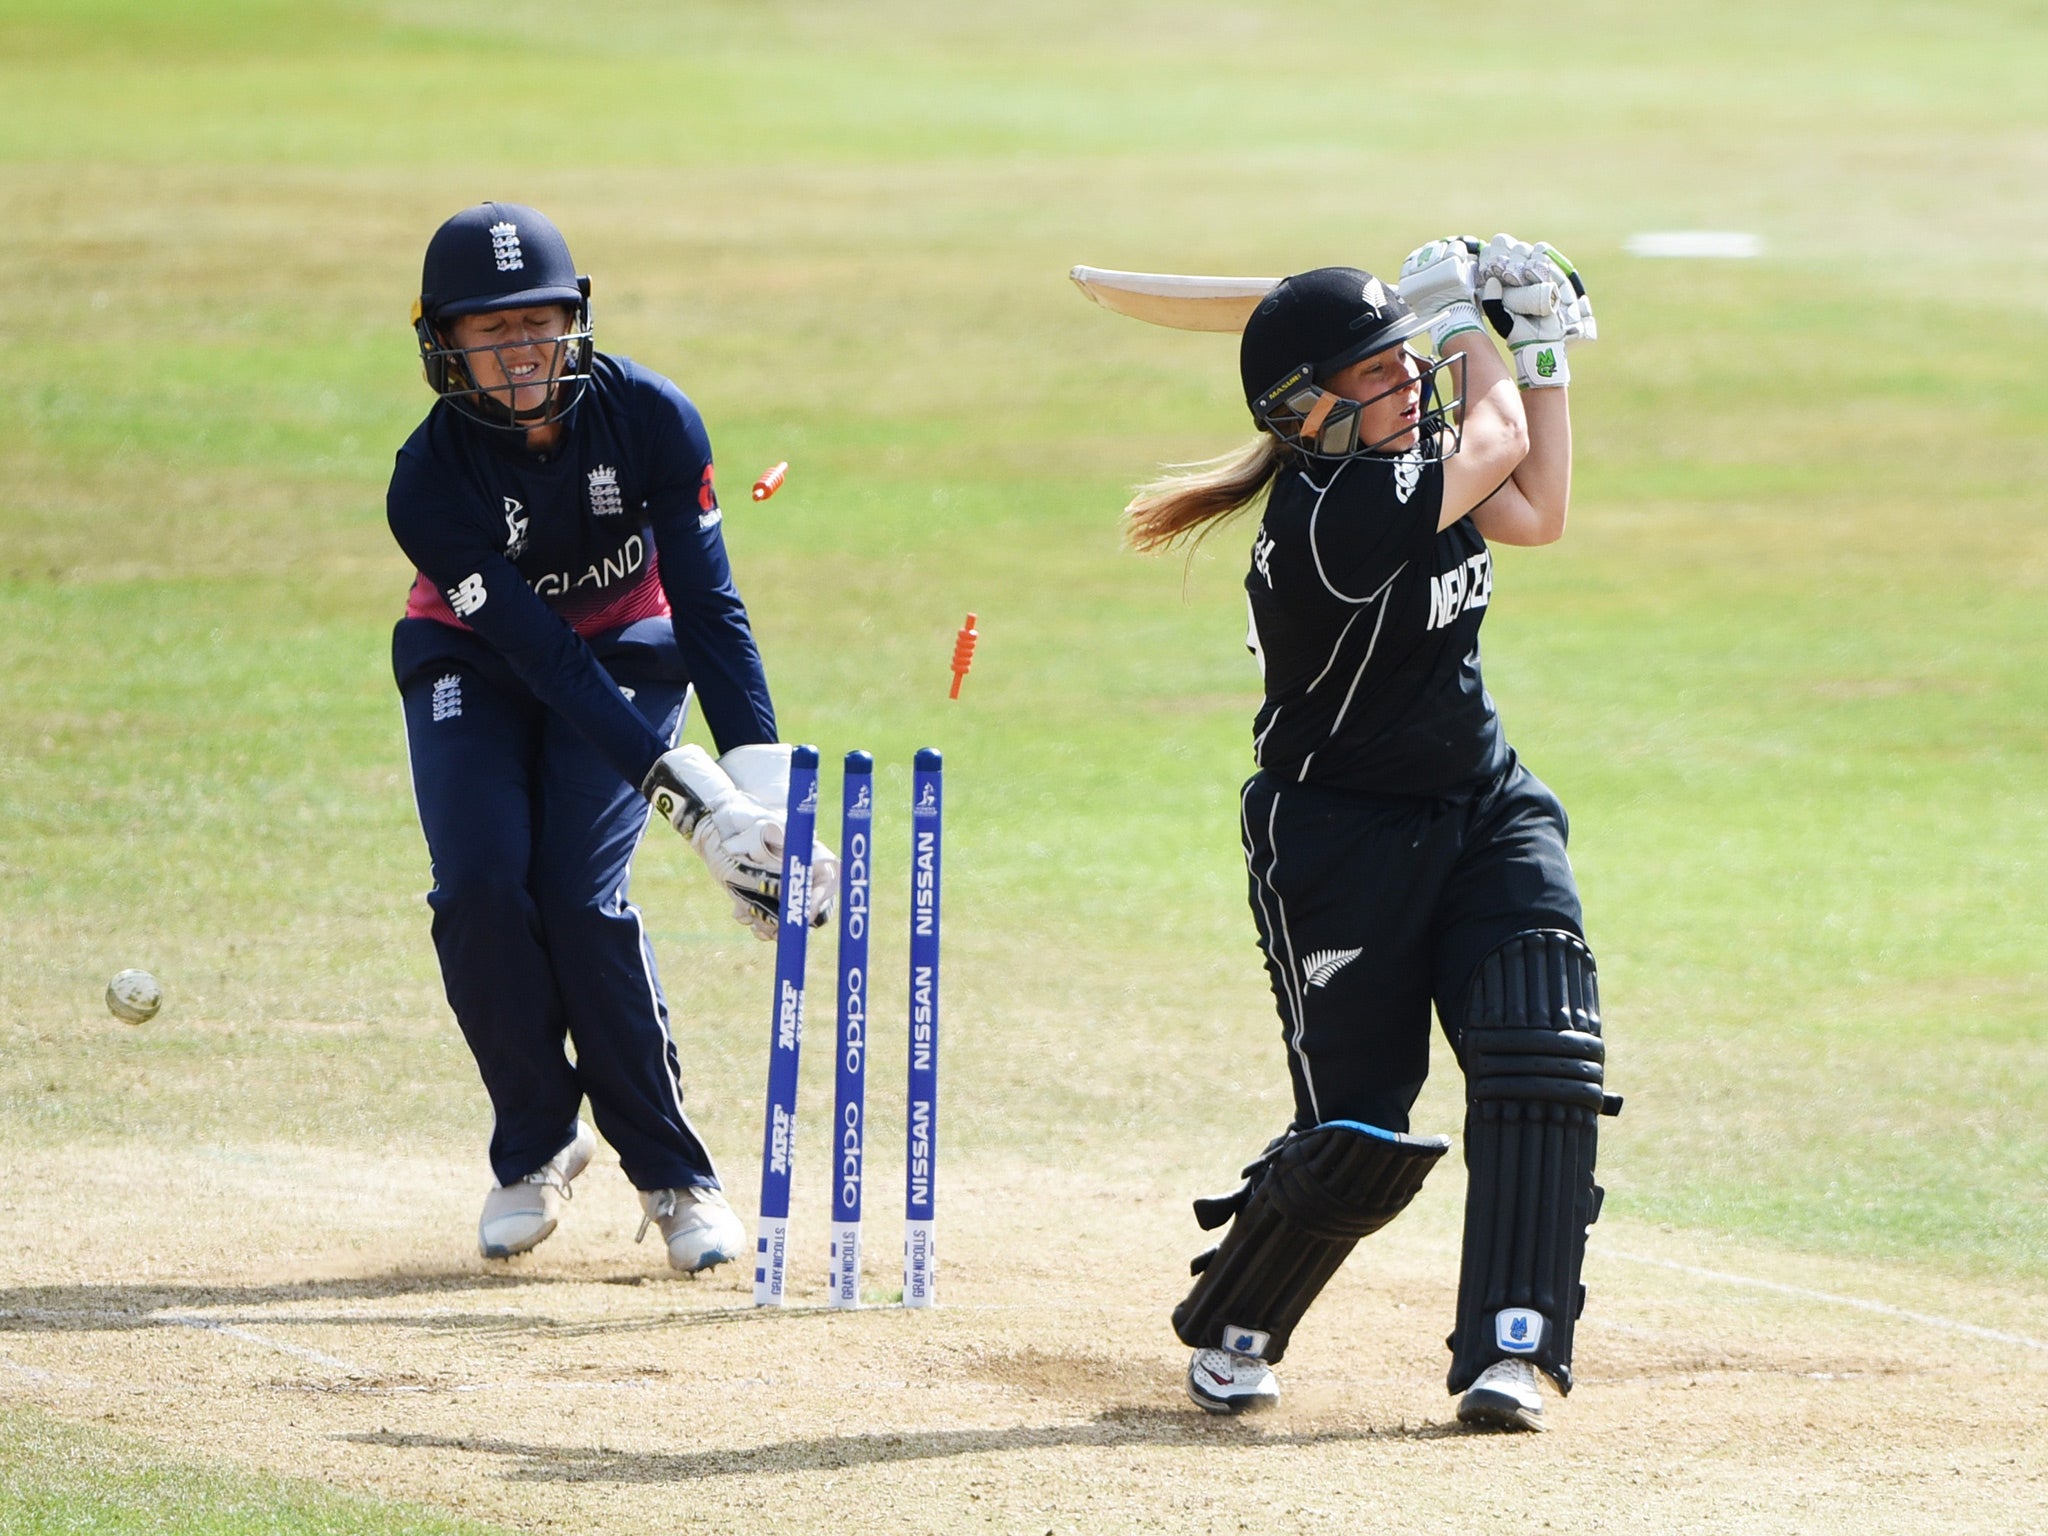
[
  {"left": 1122, "top": 240, "right": 1620, "bottom": 1429},
  {"left": 387, "top": 203, "right": 838, "bottom": 1277}
]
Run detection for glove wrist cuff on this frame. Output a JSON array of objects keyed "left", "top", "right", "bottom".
[
  {"left": 1427, "top": 301, "right": 1485, "bottom": 350},
  {"left": 1513, "top": 341, "right": 1570, "bottom": 390},
  {"left": 642, "top": 761, "right": 705, "bottom": 835}
]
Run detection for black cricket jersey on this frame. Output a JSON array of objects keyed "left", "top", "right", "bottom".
[
  {"left": 1246, "top": 440, "right": 1507, "bottom": 797},
  {"left": 387, "top": 353, "right": 775, "bottom": 789}
]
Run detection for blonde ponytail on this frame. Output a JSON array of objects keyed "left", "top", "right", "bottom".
[{"left": 1123, "top": 434, "right": 1285, "bottom": 553}]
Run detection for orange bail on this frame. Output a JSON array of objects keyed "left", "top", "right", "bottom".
[
  {"left": 949, "top": 613, "right": 979, "bottom": 699},
  {"left": 751, "top": 461, "right": 788, "bottom": 501}
]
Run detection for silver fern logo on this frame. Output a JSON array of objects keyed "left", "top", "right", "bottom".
[{"left": 1303, "top": 947, "right": 1363, "bottom": 988}]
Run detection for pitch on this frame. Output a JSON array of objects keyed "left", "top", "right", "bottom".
[{"left": 2, "top": 0, "right": 2044, "bottom": 1530}]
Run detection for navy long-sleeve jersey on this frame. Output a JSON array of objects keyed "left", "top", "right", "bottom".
[{"left": 387, "top": 353, "right": 775, "bottom": 787}]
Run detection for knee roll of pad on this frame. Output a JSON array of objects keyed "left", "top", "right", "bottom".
[
  {"left": 1448, "top": 930, "right": 1622, "bottom": 1396},
  {"left": 1174, "top": 1120, "right": 1450, "bottom": 1364}
]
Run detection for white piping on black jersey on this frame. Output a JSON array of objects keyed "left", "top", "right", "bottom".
[
  {"left": 1260, "top": 461, "right": 1406, "bottom": 779},
  {"left": 1304, "top": 462, "right": 1403, "bottom": 605},
  {"left": 1252, "top": 694, "right": 1281, "bottom": 763},
  {"left": 1313, "top": 570, "right": 1404, "bottom": 772},
  {"left": 1256, "top": 601, "right": 1362, "bottom": 767},
  {"left": 1293, "top": 567, "right": 1404, "bottom": 782},
  {"left": 1252, "top": 466, "right": 1408, "bottom": 773},
  {"left": 1305, "top": 605, "right": 1368, "bottom": 692},
  {"left": 1241, "top": 779, "right": 1319, "bottom": 1124}
]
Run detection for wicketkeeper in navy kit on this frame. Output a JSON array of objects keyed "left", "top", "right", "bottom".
[
  {"left": 388, "top": 202, "right": 837, "bottom": 1272},
  {"left": 1122, "top": 238, "right": 1620, "bottom": 1428}
]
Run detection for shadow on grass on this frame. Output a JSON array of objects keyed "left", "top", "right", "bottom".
[{"left": 340, "top": 1409, "right": 1462, "bottom": 1480}]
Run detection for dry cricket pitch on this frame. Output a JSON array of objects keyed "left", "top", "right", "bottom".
[{"left": 3, "top": 1142, "right": 2044, "bottom": 1534}]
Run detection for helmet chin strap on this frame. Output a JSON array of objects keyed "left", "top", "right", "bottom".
[{"left": 508, "top": 391, "right": 561, "bottom": 425}]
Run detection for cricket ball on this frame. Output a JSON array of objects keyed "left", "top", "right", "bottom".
[{"left": 106, "top": 969, "right": 162, "bottom": 1025}]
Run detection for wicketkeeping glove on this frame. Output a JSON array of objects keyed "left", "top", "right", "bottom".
[
  {"left": 642, "top": 744, "right": 839, "bottom": 942},
  {"left": 1396, "top": 236, "right": 1485, "bottom": 351},
  {"left": 1476, "top": 234, "right": 1571, "bottom": 390},
  {"left": 714, "top": 743, "right": 840, "bottom": 940}
]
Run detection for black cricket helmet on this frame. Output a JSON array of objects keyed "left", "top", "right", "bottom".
[
  {"left": 412, "top": 202, "right": 594, "bottom": 431},
  {"left": 1239, "top": 266, "right": 1462, "bottom": 462}
]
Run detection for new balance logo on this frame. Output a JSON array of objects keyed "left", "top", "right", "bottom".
[
  {"left": 489, "top": 221, "right": 524, "bottom": 272},
  {"left": 588, "top": 465, "right": 623, "bottom": 517},
  {"left": 430, "top": 673, "right": 462, "bottom": 722},
  {"left": 1302, "top": 947, "right": 1362, "bottom": 988},
  {"left": 446, "top": 573, "right": 487, "bottom": 617}
]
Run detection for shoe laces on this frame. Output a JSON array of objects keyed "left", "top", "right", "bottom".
[
  {"left": 635, "top": 1188, "right": 679, "bottom": 1245},
  {"left": 1476, "top": 1358, "right": 1539, "bottom": 1392},
  {"left": 521, "top": 1161, "right": 575, "bottom": 1198}
]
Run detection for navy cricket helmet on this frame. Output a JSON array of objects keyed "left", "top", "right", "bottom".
[
  {"left": 412, "top": 202, "right": 594, "bottom": 431},
  {"left": 1239, "top": 266, "right": 1461, "bottom": 462}
]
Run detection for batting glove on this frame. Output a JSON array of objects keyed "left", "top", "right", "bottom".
[
  {"left": 1536, "top": 242, "right": 1597, "bottom": 343},
  {"left": 1477, "top": 234, "right": 1570, "bottom": 389},
  {"left": 1396, "top": 236, "right": 1485, "bottom": 351}
]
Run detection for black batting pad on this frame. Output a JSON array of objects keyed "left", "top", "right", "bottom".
[
  {"left": 1447, "top": 930, "right": 1621, "bottom": 1395},
  {"left": 1174, "top": 1120, "right": 1449, "bottom": 1364}
]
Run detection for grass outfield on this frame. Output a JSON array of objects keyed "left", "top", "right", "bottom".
[
  {"left": 0, "top": 1407, "right": 516, "bottom": 1536},
  {"left": 1, "top": 0, "right": 2045, "bottom": 1528}
]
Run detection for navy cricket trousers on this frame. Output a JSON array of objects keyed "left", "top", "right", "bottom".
[
  {"left": 1239, "top": 753, "right": 1585, "bottom": 1136},
  {"left": 400, "top": 658, "right": 720, "bottom": 1192}
]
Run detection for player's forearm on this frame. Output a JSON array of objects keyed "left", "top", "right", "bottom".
[
  {"left": 1447, "top": 330, "right": 1527, "bottom": 464},
  {"left": 1436, "top": 331, "right": 1528, "bottom": 527},
  {"left": 435, "top": 557, "right": 674, "bottom": 783},
  {"left": 1507, "top": 386, "right": 1571, "bottom": 540}
]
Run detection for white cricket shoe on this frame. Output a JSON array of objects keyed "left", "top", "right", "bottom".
[
  {"left": 636, "top": 1185, "right": 745, "bottom": 1273},
  {"left": 1187, "top": 1347, "right": 1280, "bottom": 1415},
  {"left": 478, "top": 1119, "right": 597, "bottom": 1258},
  {"left": 1457, "top": 1357, "right": 1547, "bottom": 1432}
]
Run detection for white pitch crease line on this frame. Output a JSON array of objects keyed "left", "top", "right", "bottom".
[
  {"left": 0, "top": 1356, "right": 97, "bottom": 1389},
  {"left": 155, "top": 1314, "right": 362, "bottom": 1372},
  {"left": 1608, "top": 1252, "right": 2047, "bottom": 1351}
]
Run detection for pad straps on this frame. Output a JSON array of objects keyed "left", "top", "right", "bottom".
[{"left": 1174, "top": 1121, "right": 1449, "bottom": 1363}]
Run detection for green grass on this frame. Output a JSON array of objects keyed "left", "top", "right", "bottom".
[
  {"left": 1, "top": 0, "right": 2046, "bottom": 1507},
  {"left": 0, "top": 1407, "right": 514, "bottom": 1535}
]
